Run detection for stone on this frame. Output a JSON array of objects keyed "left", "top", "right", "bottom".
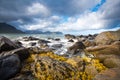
[
  {"left": 29, "top": 42, "right": 36, "bottom": 46},
  {"left": 68, "top": 39, "right": 74, "bottom": 42},
  {"left": 0, "top": 48, "right": 29, "bottom": 62},
  {"left": 51, "top": 44, "right": 63, "bottom": 49},
  {"left": 54, "top": 38, "right": 61, "bottom": 41},
  {"left": 83, "top": 40, "right": 96, "bottom": 47},
  {"left": 94, "top": 68, "right": 120, "bottom": 80},
  {"left": 103, "top": 56, "right": 120, "bottom": 68},
  {"left": 13, "top": 40, "right": 23, "bottom": 47},
  {"left": 68, "top": 41, "right": 86, "bottom": 55},
  {"left": 23, "top": 36, "right": 40, "bottom": 41},
  {"left": 0, "top": 36, "right": 20, "bottom": 53},
  {"left": 65, "top": 34, "right": 76, "bottom": 40},
  {"left": 95, "top": 29, "right": 120, "bottom": 45},
  {"left": 0, "top": 54, "right": 21, "bottom": 80},
  {"left": 38, "top": 39, "right": 50, "bottom": 44}
]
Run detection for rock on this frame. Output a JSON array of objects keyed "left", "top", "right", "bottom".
[
  {"left": 29, "top": 42, "right": 36, "bottom": 46},
  {"left": 47, "top": 37, "right": 54, "bottom": 40},
  {"left": 17, "top": 52, "right": 80, "bottom": 79},
  {"left": 65, "top": 34, "right": 76, "bottom": 40},
  {"left": 95, "top": 29, "right": 120, "bottom": 45},
  {"left": 68, "top": 39, "right": 74, "bottom": 42},
  {"left": 86, "top": 43, "right": 120, "bottom": 69},
  {"left": 85, "top": 65, "right": 98, "bottom": 77},
  {"left": 13, "top": 40, "right": 23, "bottom": 47},
  {"left": 86, "top": 43, "right": 120, "bottom": 59},
  {"left": 51, "top": 44, "right": 63, "bottom": 49},
  {"left": 0, "top": 54, "right": 21, "bottom": 80},
  {"left": 23, "top": 36, "right": 40, "bottom": 41},
  {"left": 94, "top": 68, "right": 120, "bottom": 80},
  {"left": 0, "top": 36, "right": 20, "bottom": 53},
  {"left": 83, "top": 40, "right": 96, "bottom": 47},
  {"left": 54, "top": 38, "right": 61, "bottom": 41},
  {"left": 0, "top": 48, "right": 29, "bottom": 62},
  {"left": 103, "top": 56, "right": 120, "bottom": 68},
  {"left": 28, "top": 47, "right": 52, "bottom": 54},
  {"left": 38, "top": 39, "right": 50, "bottom": 44},
  {"left": 68, "top": 41, "right": 86, "bottom": 55}
]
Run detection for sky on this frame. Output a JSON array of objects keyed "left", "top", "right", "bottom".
[{"left": 0, "top": 0, "right": 120, "bottom": 34}]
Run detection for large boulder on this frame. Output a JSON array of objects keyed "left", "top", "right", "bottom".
[
  {"left": 0, "top": 54, "right": 21, "bottom": 80},
  {"left": 0, "top": 36, "right": 20, "bottom": 53},
  {"left": 86, "top": 42, "right": 120, "bottom": 68},
  {"left": 0, "top": 48, "right": 29, "bottom": 62},
  {"left": 94, "top": 68, "right": 120, "bottom": 80},
  {"left": 67, "top": 41, "right": 86, "bottom": 55},
  {"left": 95, "top": 29, "right": 120, "bottom": 45},
  {"left": 13, "top": 52, "right": 80, "bottom": 80}
]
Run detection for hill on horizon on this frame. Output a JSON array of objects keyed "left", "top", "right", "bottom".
[{"left": 0, "top": 23, "right": 24, "bottom": 33}]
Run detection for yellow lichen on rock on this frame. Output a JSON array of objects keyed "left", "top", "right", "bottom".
[{"left": 92, "top": 59, "right": 106, "bottom": 72}]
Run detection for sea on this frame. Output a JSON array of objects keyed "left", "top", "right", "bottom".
[{"left": 0, "top": 33, "right": 64, "bottom": 40}]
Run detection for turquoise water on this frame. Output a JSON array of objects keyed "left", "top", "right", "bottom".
[{"left": 0, "top": 33, "right": 64, "bottom": 40}]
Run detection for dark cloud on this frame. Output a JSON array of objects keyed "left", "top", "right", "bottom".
[
  {"left": 99, "top": 0, "right": 120, "bottom": 28},
  {"left": 0, "top": 0, "right": 119, "bottom": 34},
  {"left": 41, "top": 0, "right": 99, "bottom": 16}
]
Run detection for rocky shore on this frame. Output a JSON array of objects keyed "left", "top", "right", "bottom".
[{"left": 0, "top": 29, "right": 120, "bottom": 80}]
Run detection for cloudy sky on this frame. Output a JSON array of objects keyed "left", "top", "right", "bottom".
[{"left": 0, "top": 0, "right": 120, "bottom": 34}]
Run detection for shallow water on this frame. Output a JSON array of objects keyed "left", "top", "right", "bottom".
[{"left": 0, "top": 33, "right": 64, "bottom": 40}]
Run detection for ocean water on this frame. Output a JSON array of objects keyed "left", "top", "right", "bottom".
[{"left": 0, "top": 33, "right": 64, "bottom": 40}]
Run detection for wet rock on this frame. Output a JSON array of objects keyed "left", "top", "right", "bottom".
[
  {"left": 51, "top": 44, "right": 63, "bottom": 49},
  {"left": 95, "top": 29, "right": 120, "bottom": 45},
  {"left": 68, "top": 39, "right": 74, "bottom": 42},
  {"left": 13, "top": 40, "right": 23, "bottom": 47},
  {"left": 23, "top": 36, "right": 40, "bottom": 41},
  {"left": 68, "top": 41, "right": 86, "bottom": 55},
  {"left": 94, "top": 68, "right": 120, "bottom": 80},
  {"left": 38, "top": 39, "right": 50, "bottom": 44},
  {"left": 0, "top": 36, "right": 20, "bottom": 53},
  {"left": 0, "top": 48, "right": 29, "bottom": 62},
  {"left": 54, "top": 38, "right": 61, "bottom": 41},
  {"left": 0, "top": 54, "right": 21, "bottom": 80},
  {"left": 29, "top": 42, "right": 36, "bottom": 46},
  {"left": 65, "top": 34, "right": 76, "bottom": 40}
]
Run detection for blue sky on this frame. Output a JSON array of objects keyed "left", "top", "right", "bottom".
[{"left": 0, "top": 0, "right": 120, "bottom": 34}]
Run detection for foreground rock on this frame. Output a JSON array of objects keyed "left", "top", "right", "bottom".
[
  {"left": 12, "top": 52, "right": 81, "bottom": 80},
  {"left": 0, "top": 54, "right": 21, "bottom": 80},
  {"left": 95, "top": 29, "right": 120, "bottom": 45},
  {"left": 0, "top": 36, "right": 20, "bottom": 53},
  {"left": 86, "top": 41, "right": 120, "bottom": 69},
  {"left": 0, "top": 48, "right": 29, "bottom": 62}
]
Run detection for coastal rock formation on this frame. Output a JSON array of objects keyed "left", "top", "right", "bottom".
[
  {"left": 0, "top": 54, "right": 21, "bottom": 80},
  {"left": 95, "top": 29, "right": 120, "bottom": 45},
  {"left": 67, "top": 41, "right": 86, "bottom": 55},
  {"left": 0, "top": 36, "right": 20, "bottom": 53}
]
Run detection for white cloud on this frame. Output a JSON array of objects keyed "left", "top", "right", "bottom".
[
  {"left": 27, "top": 2, "right": 50, "bottom": 16},
  {"left": 54, "top": 11, "right": 106, "bottom": 32}
]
